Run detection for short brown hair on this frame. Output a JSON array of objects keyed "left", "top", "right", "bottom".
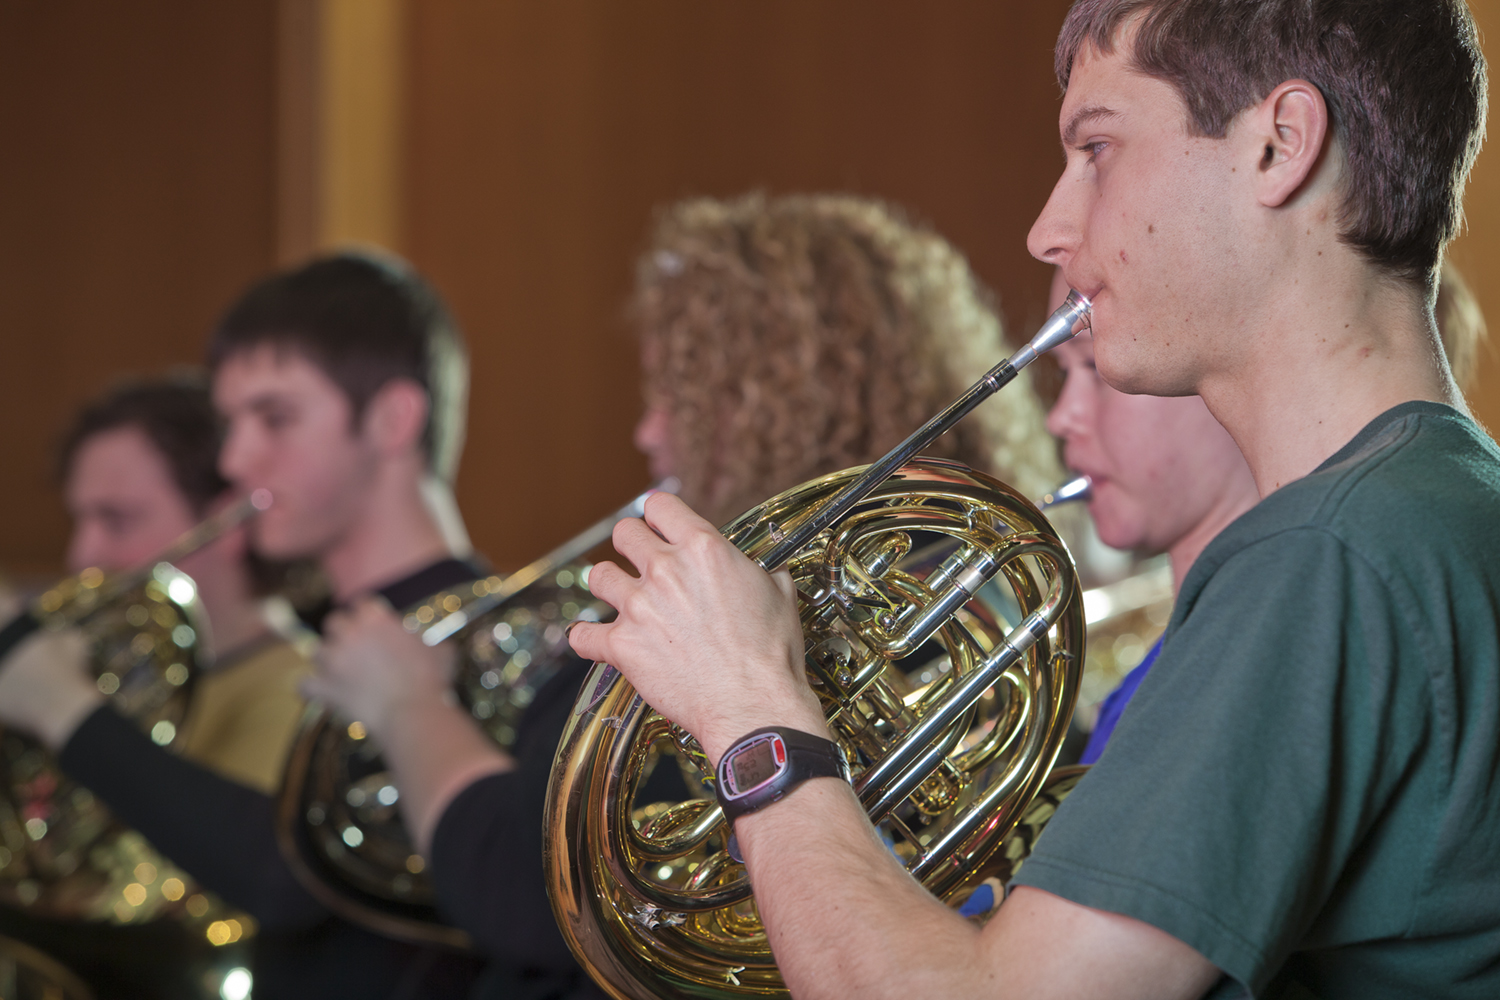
[
  {"left": 59, "top": 372, "right": 227, "bottom": 515},
  {"left": 207, "top": 252, "right": 469, "bottom": 483},
  {"left": 635, "top": 193, "right": 1059, "bottom": 526},
  {"left": 1055, "top": 0, "right": 1486, "bottom": 287}
]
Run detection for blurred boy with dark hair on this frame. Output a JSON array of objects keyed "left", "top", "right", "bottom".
[{"left": 0, "top": 374, "right": 308, "bottom": 1000}]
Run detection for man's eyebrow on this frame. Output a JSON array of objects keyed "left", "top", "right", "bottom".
[
  {"left": 1062, "top": 104, "right": 1122, "bottom": 146},
  {"left": 243, "top": 391, "right": 293, "bottom": 414}
]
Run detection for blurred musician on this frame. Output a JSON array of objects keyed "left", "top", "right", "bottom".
[
  {"left": 1436, "top": 259, "right": 1489, "bottom": 396},
  {"left": 567, "top": 2, "right": 1500, "bottom": 997},
  {"left": 0, "top": 375, "right": 309, "bottom": 999},
  {"left": 309, "top": 193, "right": 1061, "bottom": 985},
  {"left": 208, "top": 252, "right": 507, "bottom": 998},
  {"left": 0, "top": 255, "right": 501, "bottom": 998},
  {"left": 629, "top": 193, "right": 1058, "bottom": 523},
  {"left": 1057, "top": 259, "right": 1489, "bottom": 763}
]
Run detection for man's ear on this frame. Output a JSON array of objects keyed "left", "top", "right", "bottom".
[
  {"left": 1252, "top": 80, "right": 1330, "bottom": 209},
  {"left": 363, "top": 378, "right": 431, "bottom": 458}
]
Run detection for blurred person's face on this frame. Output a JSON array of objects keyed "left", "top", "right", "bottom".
[
  {"left": 633, "top": 406, "right": 675, "bottom": 483},
  {"left": 1045, "top": 269, "right": 1251, "bottom": 556},
  {"left": 65, "top": 426, "right": 197, "bottom": 573},
  {"left": 215, "top": 345, "right": 380, "bottom": 561}
]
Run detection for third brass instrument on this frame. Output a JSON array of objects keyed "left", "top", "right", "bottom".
[
  {"left": 0, "top": 492, "right": 268, "bottom": 924},
  {"left": 275, "top": 484, "right": 675, "bottom": 948},
  {"left": 546, "top": 292, "right": 1092, "bottom": 998}
]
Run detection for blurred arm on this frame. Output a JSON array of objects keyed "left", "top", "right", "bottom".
[
  {"left": 308, "top": 599, "right": 513, "bottom": 854},
  {"left": 59, "top": 704, "right": 327, "bottom": 928}
]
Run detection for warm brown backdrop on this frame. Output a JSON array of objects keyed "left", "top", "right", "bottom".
[
  {"left": 405, "top": 0, "right": 1076, "bottom": 567},
  {"left": 1, "top": 0, "right": 1496, "bottom": 579},
  {"left": 0, "top": 1, "right": 277, "bottom": 578}
]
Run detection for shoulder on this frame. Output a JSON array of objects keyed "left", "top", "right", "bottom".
[{"left": 1183, "top": 404, "right": 1500, "bottom": 611}]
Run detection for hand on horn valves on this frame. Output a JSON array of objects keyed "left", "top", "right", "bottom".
[
  {"left": 307, "top": 597, "right": 458, "bottom": 738},
  {"left": 568, "top": 492, "right": 831, "bottom": 766},
  {"left": 0, "top": 628, "right": 102, "bottom": 751}
]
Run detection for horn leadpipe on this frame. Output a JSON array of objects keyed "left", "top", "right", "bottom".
[
  {"left": 420, "top": 478, "right": 680, "bottom": 646},
  {"left": 1037, "top": 475, "right": 1092, "bottom": 511},
  {"left": 0, "top": 489, "right": 272, "bottom": 662},
  {"left": 755, "top": 290, "right": 1091, "bottom": 571}
]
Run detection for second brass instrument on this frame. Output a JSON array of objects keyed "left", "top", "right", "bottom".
[
  {"left": 275, "top": 484, "right": 674, "bottom": 948},
  {"left": 0, "top": 492, "right": 269, "bottom": 923}
]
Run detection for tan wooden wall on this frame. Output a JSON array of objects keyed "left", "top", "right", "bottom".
[{"left": 0, "top": 0, "right": 1496, "bottom": 579}]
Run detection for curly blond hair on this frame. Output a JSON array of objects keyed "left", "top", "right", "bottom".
[
  {"left": 1437, "top": 260, "right": 1488, "bottom": 392},
  {"left": 634, "top": 193, "right": 1060, "bottom": 526}
]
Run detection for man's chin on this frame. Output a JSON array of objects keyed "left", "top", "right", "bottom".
[
  {"left": 248, "top": 523, "right": 321, "bottom": 564},
  {"left": 1096, "top": 355, "right": 1195, "bottom": 398}
]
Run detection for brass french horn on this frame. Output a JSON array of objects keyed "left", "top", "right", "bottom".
[
  {"left": 545, "top": 292, "right": 1092, "bottom": 999},
  {"left": 0, "top": 492, "right": 269, "bottom": 924},
  {"left": 275, "top": 484, "right": 675, "bottom": 948}
]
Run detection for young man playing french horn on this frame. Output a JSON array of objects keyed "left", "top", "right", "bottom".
[{"left": 568, "top": 2, "right": 1500, "bottom": 998}]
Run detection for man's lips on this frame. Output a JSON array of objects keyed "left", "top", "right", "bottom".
[{"left": 1060, "top": 275, "right": 1104, "bottom": 302}]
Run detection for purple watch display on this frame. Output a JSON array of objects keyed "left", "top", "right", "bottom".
[{"left": 714, "top": 726, "right": 850, "bottom": 827}]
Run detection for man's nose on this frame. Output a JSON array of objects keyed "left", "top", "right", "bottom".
[
  {"left": 218, "top": 420, "right": 254, "bottom": 484},
  {"left": 1045, "top": 372, "right": 1089, "bottom": 441},
  {"left": 66, "top": 523, "right": 105, "bottom": 574},
  {"left": 1027, "top": 171, "right": 1082, "bottom": 267}
]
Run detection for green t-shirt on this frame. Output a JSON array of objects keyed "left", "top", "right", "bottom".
[{"left": 1012, "top": 402, "right": 1500, "bottom": 999}]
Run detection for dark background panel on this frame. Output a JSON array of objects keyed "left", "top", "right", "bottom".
[{"left": 0, "top": 0, "right": 277, "bottom": 576}]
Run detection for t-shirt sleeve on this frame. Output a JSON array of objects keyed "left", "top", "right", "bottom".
[{"left": 1011, "top": 527, "right": 1431, "bottom": 995}]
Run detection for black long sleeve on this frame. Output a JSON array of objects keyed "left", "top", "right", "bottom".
[
  {"left": 432, "top": 655, "right": 631, "bottom": 1000},
  {"left": 429, "top": 660, "right": 598, "bottom": 994},
  {"left": 58, "top": 703, "right": 326, "bottom": 929}
]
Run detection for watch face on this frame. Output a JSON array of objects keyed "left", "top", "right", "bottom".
[{"left": 723, "top": 734, "right": 786, "bottom": 798}]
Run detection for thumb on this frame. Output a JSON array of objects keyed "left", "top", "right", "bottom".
[{"left": 769, "top": 567, "right": 798, "bottom": 601}]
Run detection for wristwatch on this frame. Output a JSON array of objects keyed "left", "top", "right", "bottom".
[{"left": 715, "top": 725, "right": 850, "bottom": 826}]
